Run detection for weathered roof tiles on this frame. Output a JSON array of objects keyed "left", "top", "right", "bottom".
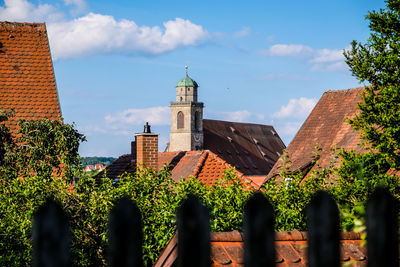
[{"left": 0, "top": 22, "right": 62, "bottom": 134}]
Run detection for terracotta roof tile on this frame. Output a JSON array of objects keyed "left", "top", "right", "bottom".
[
  {"left": 98, "top": 150, "right": 259, "bottom": 189},
  {"left": 266, "top": 87, "right": 365, "bottom": 181},
  {"left": 0, "top": 22, "right": 61, "bottom": 135},
  {"left": 154, "top": 231, "right": 368, "bottom": 267}
]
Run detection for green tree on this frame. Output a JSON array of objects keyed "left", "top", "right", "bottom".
[{"left": 344, "top": 0, "right": 400, "bottom": 169}]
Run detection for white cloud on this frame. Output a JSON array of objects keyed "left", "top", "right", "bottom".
[
  {"left": 234, "top": 26, "right": 251, "bottom": 38},
  {"left": 273, "top": 97, "right": 317, "bottom": 119},
  {"left": 105, "top": 106, "right": 170, "bottom": 127},
  {"left": 48, "top": 15, "right": 209, "bottom": 59},
  {"left": 0, "top": 0, "right": 210, "bottom": 59},
  {"left": 260, "top": 43, "right": 349, "bottom": 72},
  {"left": 311, "top": 48, "right": 344, "bottom": 63},
  {"left": 0, "top": 0, "right": 63, "bottom": 22},
  {"left": 261, "top": 44, "right": 313, "bottom": 57},
  {"left": 64, "top": 0, "right": 87, "bottom": 14}
]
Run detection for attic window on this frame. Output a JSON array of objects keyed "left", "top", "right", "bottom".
[
  {"left": 230, "top": 126, "right": 236, "bottom": 133},
  {"left": 276, "top": 152, "right": 281, "bottom": 156},
  {"left": 227, "top": 150, "right": 232, "bottom": 155},
  {"left": 235, "top": 150, "right": 240, "bottom": 155},
  {"left": 227, "top": 137, "right": 233, "bottom": 142},
  {"left": 271, "top": 129, "right": 277, "bottom": 136},
  {"left": 253, "top": 138, "right": 259, "bottom": 144},
  {"left": 244, "top": 150, "right": 249, "bottom": 155}
]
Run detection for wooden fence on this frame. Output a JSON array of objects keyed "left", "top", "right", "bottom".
[{"left": 31, "top": 188, "right": 398, "bottom": 267}]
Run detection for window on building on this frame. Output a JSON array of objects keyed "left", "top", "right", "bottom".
[{"left": 177, "top": 111, "right": 184, "bottom": 129}]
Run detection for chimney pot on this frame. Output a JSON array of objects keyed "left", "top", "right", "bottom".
[{"left": 144, "top": 122, "right": 151, "bottom": 133}]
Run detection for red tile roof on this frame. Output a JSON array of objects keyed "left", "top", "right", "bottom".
[
  {"left": 203, "top": 119, "right": 285, "bottom": 176},
  {"left": 266, "top": 87, "right": 365, "bottom": 181},
  {"left": 0, "top": 22, "right": 61, "bottom": 135},
  {"left": 97, "top": 150, "right": 259, "bottom": 189},
  {"left": 154, "top": 230, "right": 367, "bottom": 266}
]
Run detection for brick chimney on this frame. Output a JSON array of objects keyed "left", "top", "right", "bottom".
[{"left": 135, "top": 122, "right": 158, "bottom": 170}]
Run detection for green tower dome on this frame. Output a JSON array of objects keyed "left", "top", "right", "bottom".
[{"left": 176, "top": 73, "right": 199, "bottom": 87}]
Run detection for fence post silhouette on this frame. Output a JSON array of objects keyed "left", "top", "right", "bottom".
[
  {"left": 366, "top": 187, "right": 398, "bottom": 267},
  {"left": 108, "top": 197, "right": 143, "bottom": 267},
  {"left": 243, "top": 191, "right": 275, "bottom": 267},
  {"left": 32, "top": 199, "right": 70, "bottom": 267},
  {"left": 307, "top": 190, "right": 340, "bottom": 267},
  {"left": 177, "top": 194, "right": 210, "bottom": 267}
]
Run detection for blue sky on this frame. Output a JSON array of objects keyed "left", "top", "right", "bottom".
[{"left": 1, "top": 0, "right": 385, "bottom": 157}]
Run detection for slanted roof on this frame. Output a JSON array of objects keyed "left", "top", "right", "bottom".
[
  {"left": 0, "top": 22, "right": 62, "bottom": 134},
  {"left": 203, "top": 119, "right": 285, "bottom": 176},
  {"left": 97, "top": 150, "right": 260, "bottom": 189},
  {"left": 266, "top": 87, "right": 365, "bottom": 182},
  {"left": 154, "top": 230, "right": 367, "bottom": 266}
]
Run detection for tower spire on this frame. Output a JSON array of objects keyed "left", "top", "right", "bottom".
[{"left": 185, "top": 63, "right": 188, "bottom": 76}]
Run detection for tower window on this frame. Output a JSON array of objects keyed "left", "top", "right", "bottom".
[
  {"left": 180, "top": 97, "right": 183, "bottom": 101},
  {"left": 177, "top": 111, "right": 184, "bottom": 129},
  {"left": 188, "top": 88, "right": 190, "bottom": 91}
]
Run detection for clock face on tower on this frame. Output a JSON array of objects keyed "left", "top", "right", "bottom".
[{"left": 193, "top": 134, "right": 201, "bottom": 143}]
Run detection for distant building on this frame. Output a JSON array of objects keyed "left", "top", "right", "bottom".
[
  {"left": 84, "top": 165, "right": 94, "bottom": 172},
  {"left": 99, "top": 68, "right": 285, "bottom": 188},
  {"left": 0, "top": 22, "right": 62, "bottom": 134}
]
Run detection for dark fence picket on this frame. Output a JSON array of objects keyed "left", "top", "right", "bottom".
[
  {"left": 306, "top": 190, "right": 340, "bottom": 267},
  {"left": 243, "top": 191, "right": 275, "bottom": 267},
  {"left": 176, "top": 194, "right": 210, "bottom": 267},
  {"left": 366, "top": 187, "right": 399, "bottom": 267},
  {"left": 108, "top": 197, "right": 143, "bottom": 267},
  {"left": 22, "top": 188, "right": 400, "bottom": 266},
  {"left": 32, "top": 199, "right": 70, "bottom": 267}
]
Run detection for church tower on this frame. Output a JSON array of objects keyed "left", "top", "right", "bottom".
[{"left": 169, "top": 66, "right": 204, "bottom": 151}]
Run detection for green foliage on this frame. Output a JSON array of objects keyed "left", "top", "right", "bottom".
[
  {"left": 81, "top": 157, "right": 116, "bottom": 167},
  {"left": 344, "top": 0, "right": 400, "bottom": 168},
  {"left": 0, "top": 117, "right": 253, "bottom": 266}
]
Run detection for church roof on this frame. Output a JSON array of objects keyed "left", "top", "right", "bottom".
[
  {"left": 176, "top": 73, "right": 199, "bottom": 87},
  {"left": 203, "top": 119, "right": 286, "bottom": 176},
  {"left": 265, "top": 87, "right": 365, "bottom": 182},
  {"left": 0, "top": 22, "right": 62, "bottom": 135}
]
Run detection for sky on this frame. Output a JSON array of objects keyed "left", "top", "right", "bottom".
[{"left": 0, "top": 0, "right": 386, "bottom": 157}]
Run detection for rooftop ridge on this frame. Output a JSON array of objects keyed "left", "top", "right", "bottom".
[
  {"left": 324, "top": 86, "right": 365, "bottom": 94},
  {"left": 191, "top": 150, "right": 209, "bottom": 177},
  {"left": 203, "top": 118, "right": 273, "bottom": 128}
]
